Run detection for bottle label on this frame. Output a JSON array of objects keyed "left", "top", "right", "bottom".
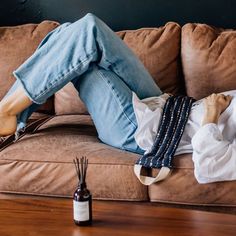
[{"left": 73, "top": 200, "right": 89, "bottom": 221}]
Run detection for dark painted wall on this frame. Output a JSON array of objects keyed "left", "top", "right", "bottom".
[{"left": 0, "top": 0, "right": 236, "bottom": 30}]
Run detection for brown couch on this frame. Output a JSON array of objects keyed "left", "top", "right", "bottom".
[{"left": 0, "top": 21, "right": 235, "bottom": 212}]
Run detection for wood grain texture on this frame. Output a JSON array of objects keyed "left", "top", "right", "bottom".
[{"left": 0, "top": 199, "right": 235, "bottom": 236}]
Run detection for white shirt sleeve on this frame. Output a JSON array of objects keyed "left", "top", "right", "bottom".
[{"left": 191, "top": 123, "right": 236, "bottom": 184}]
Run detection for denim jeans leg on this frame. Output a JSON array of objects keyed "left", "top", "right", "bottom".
[
  {"left": 1, "top": 23, "right": 72, "bottom": 133},
  {"left": 11, "top": 13, "right": 162, "bottom": 136},
  {"left": 72, "top": 65, "right": 145, "bottom": 154},
  {"left": 13, "top": 13, "right": 162, "bottom": 106}
]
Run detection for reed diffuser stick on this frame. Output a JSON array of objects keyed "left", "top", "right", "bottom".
[{"left": 73, "top": 156, "right": 89, "bottom": 184}]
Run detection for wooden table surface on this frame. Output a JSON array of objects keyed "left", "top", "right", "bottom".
[{"left": 0, "top": 199, "right": 235, "bottom": 236}]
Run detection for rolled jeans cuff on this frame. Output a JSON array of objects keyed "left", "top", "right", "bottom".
[{"left": 13, "top": 71, "right": 45, "bottom": 105}]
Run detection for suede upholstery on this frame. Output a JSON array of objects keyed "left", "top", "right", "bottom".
[
  {"left": 0, "top": 21, "right": 235, "bottom": 209},
  {"left": 182, "top": 23, "right": 236, "bottom": 100},
  {"left": 149, "top": 154, "right": 236, "bottom": 206},
  {"left": 116, "top": 23, "right": 182, "bottom": 94},
  {"left": 0, "top": 115, "right": 147, "bottom": 200},
  {"left": 54, "top": 82, "right": 88, "bottom": 115}
]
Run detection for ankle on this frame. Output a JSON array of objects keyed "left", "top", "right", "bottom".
[
  {"left": 0, "top": 113, "right": 17, "bottom": 136},
  {"left": 0, "top": 86, "right": 33, "bottom": 117},
  {"left": 0, "top": 101, "right": 12, "bottom": 116}
]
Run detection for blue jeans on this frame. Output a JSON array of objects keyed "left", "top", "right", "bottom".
[{"left": 4, "top": 13, "right": 162, "bottom": 154}]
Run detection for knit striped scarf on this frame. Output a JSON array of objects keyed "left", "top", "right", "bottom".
[{"left": 136, "top": 95, "right": 195, "bottom": 169}]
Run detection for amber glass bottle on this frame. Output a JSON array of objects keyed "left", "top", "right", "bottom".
[
  {"left": 73, "top": 157, "right": 92, "bottom": 226},
  {"left": 73, "top": 183, "right": 92, "bottom": 226}
]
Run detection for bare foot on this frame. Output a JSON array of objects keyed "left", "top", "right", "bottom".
[{"left": 202, "top": 93, "right": 232, "bottom": 126}]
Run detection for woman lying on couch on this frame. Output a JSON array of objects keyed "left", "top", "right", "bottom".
[{"left": 0, "top": 13, "right": 235, "bottom": 184}]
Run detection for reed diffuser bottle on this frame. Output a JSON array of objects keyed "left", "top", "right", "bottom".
[{"left": 73, "top": 156, "right": 92, "bottom": 226}]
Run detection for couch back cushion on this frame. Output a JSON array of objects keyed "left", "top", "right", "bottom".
[
  {"left": 182, "top": 23, "right": 236, "bottom": 100},
  {"left": 0, "top": 21, "right": 59, "bottom": 114},
  {"left": 55, "top": 22, "right": 182, "bottom": 115},
  {"left": 55, "top": 82, "right": 89, "bottom": 115}
]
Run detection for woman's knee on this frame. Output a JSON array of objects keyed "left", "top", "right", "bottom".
[
  {"left": 75, "top": 13, "right": 101, "bottom": 28},
  {"left": 83, "top": 13, "right": 98, "bottom": 22}
]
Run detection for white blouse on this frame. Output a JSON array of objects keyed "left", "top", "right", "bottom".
[{"left": 132, "top": 90, "right": 236, "bottom": 184}]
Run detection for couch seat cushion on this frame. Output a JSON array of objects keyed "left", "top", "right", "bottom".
[
  {"left": 1, "top": 115, "right": 235, "bottom": 206},
  {"left": 149, "top": 154, "right": 236, "bottom": 206},
  {"left": 0, "top": 115, "right": 147, "bottom": 201}
]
